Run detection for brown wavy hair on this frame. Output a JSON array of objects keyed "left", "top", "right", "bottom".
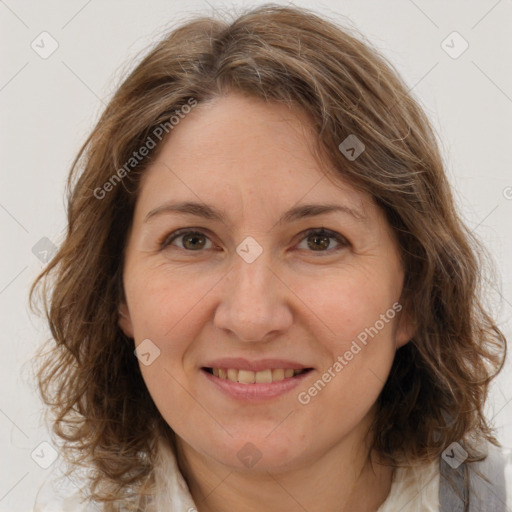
[{"left": 30, "top": 4, "right": 507, "bottom": 509}]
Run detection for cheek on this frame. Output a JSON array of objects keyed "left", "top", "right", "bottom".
[
  {"left": 125, "top": 268, "right": 212, "bottom": 425},
  {"left": 125, "top": 265, "right": 213, "bottom": 343},
  {"left": 292, "top": 269, "right": 400, "bottom": 422},
  {"left": 294, "top": 267, "right": 401, "bottom": 350}
]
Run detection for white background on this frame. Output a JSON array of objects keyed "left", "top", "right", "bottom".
[{"left": 1, "top": 0, "right": 511, "bottom": 510}]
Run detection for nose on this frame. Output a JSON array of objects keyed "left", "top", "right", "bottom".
[{"left": 213, "top": 250, "right": 293, "bottom": 343}]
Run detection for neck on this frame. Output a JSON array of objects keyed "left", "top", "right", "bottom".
[{"left": 175, "top": 428, "right": 394, "bottom": 512}]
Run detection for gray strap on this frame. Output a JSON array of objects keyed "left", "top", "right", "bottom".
[
  {"left": 439, "top": 456, "right": 468, "bottom": 512},
  {"left": 439, "top": 443, "right": 508, "bottom": 512}
]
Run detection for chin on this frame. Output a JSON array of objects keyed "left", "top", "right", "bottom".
[{"left": 198, "top": 430, "right": 312, "bottom": 473}]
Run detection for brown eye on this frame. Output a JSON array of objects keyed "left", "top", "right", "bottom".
[
  {"left": 297, "top": 228, "right": 348, "bottom": 252},
  {"left": 181, "top": 232, "right": 208, "bottom": 250},
  {"left": 307, "top": 232, "right": 330, "bottom": 251},
  {"left": 161, "top": 230, "right": 213, "bottom": 251}
]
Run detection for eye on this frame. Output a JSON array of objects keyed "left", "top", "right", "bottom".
[
  {"left": 160, "top": 227, "right": 349, "bottom": 254},
  {"left": 296, "top": 228, "right": 349, "bottom": 253},
  {"left": 160, "top": 229, "right": 214, "bottom": 251}
]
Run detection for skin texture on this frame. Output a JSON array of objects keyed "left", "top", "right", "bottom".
[{"left": 119, "top": 93, "right": 413, "bottom": 512}]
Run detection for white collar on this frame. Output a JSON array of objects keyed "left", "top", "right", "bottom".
[{"left": 151, "top": 439, "right": 197, "bottom": 512}]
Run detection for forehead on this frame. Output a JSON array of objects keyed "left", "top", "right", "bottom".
[
  {"left": 147, "top": 93, "right": 325, "bottom": 181},
  {"left": 136, "top": 93, "right": 374, "bottom": 223}
]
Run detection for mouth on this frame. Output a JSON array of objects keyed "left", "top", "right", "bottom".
[
  {"left": 201, "top": 365, "right": 314, "bottom": 401},
  {"left": 202, "top": 367, "right": 313, "bottom": 384}
]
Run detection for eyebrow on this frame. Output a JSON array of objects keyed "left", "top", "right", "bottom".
[{"left": 144, "top": 201, "right": 366, "bottom": 226}]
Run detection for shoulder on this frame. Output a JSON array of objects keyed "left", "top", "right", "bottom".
[
  {"left": 378, "top": 441, "right": 512, "bottom": 512},
  {"left": 377, "top": 457, "right": 439, "bottom": 511},
  {"left": 440, "top": 439, "right": 512, "bottom": 511},
  {"left": 472, "top": 443, "right": 512, "bottom": 509},
  {"left": 33, "top": 471, "right": 100, "bottom": 512},
  {"left": 505, "top": 446, "right": 512, "bottom": 507},
  {"left": 33, "top": 493, "right": 99, "bottom": 512}
]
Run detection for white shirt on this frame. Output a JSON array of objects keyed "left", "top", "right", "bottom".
[{"left": 34, "top": 444, "right": 512, "bottom": 511}]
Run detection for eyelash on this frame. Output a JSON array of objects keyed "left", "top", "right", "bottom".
[{"left": 159, "top": 227, "right": 349, "bottom": 254}]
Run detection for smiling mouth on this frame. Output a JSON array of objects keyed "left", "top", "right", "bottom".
[{"left": 203, "top": 367, "right": 313, "bottom": 384}]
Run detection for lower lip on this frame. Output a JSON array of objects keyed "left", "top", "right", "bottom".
[{"left": 201, "top": 369, "right": 313, "bottom": 401}]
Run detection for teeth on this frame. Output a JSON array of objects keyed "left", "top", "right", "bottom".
[
  {"left": 255, "top": 369, "right": 272, "bottom": 383},
  {"left": 238, "top": 370, "right": 255, "bottom": 384},
  {"left": 210, "top": 367, "right": 307, "bottom": 384},
  {"left": 272, "top": 368, "right": 285, "bottom": 381}
]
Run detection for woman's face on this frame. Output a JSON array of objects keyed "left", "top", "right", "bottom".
[{"left": 120, "top": 93, "right": 412, "bottom": 472}]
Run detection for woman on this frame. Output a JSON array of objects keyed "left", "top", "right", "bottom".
[{"left": 31, "top": 5, "right": 510, "bottom": 511}]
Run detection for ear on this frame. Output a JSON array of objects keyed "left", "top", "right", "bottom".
[
  {"left": 394, "top": 303, "right": 416, "bottom": 349},
  {"left": 118, "top": 302, "right": 134, "bottom": 338}
]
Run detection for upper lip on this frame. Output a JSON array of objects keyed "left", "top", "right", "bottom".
[{"left": 202, "top": 358, "right": 313, "bottom": 372}]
